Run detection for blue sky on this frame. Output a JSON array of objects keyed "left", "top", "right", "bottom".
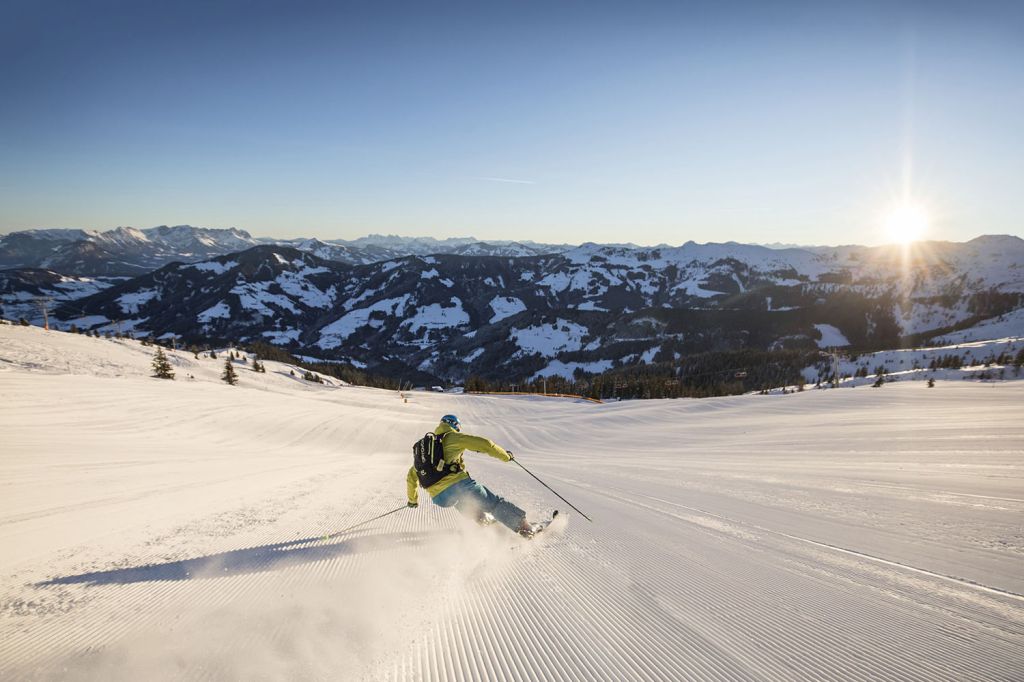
[{"left": 1, "top": 0, "right": 1021, "bottom": 246}]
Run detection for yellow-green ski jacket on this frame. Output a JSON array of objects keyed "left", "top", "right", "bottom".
[{"left": 407, "top": 422, "right": 512, "bottom": 504}]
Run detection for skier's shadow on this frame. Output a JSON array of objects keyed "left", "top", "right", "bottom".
[{"left": 38, "top": 529, "right": 449, "bottom": 587}]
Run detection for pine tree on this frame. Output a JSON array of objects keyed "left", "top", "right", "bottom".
[
  {"left": 152, "top": 347, "right": 175, "bottom": 380},
  {"left": 222, "top": 359, "right": 238, "bottom": 386}
]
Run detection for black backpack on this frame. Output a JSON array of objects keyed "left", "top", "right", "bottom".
[{"left": 412, "top": 432, "right": 462, "bottom": 487}]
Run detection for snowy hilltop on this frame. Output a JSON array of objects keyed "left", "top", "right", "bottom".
[{"left": 1, "top": 322, "right": 1023, "bottom": 680}]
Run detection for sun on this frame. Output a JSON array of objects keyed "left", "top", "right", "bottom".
[{"left": 883, "top": 203, "right": 929, "bottom": 244}]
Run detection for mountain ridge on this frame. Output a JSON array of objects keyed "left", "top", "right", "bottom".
[{"left": 1, "top": 234, "right": 1015, "bottom": 385}]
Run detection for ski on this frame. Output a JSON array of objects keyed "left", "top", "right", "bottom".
[{"left": 519, "top": 510, "right": 559, "bottom": 539}]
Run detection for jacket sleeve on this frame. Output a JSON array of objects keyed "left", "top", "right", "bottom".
[
  {"left": 406, "top": 466, "right": 419, "bottom": 504},
  {"left": 447, "top": 432, "right": 512, "bottom": 462}
]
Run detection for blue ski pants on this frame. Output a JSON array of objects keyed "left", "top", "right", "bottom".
[{"left": 432, "top": 477, "right": 526, "bottom": 532}]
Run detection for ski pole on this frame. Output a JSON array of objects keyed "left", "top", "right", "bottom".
[
  {"left": 321, "top": 504, "right": 408, "bottom": 540},
  {"left": 513, "top": 459, "right": 593, "bottom": 522}
]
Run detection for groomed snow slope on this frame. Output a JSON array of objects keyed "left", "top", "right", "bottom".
[{"left": 1, "top": 324, "right": 1023, "bottom": 681}]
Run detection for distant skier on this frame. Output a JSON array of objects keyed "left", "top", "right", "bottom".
[{"left": 407, "top": 414, "right": 541, "bottom": 537}]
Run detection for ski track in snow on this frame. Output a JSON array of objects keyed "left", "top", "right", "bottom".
[{"left": 1, "top": 324, "right": 1023, "bottom": 680}]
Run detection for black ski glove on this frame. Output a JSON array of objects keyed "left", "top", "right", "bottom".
[{"left": 407, "top": 502, "right": 418, "bottom": 508}]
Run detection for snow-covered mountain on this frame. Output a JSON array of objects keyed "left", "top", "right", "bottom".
[
  {"left": 319, "top": 233, "right": 568, "bottom": 258},
  {"left": 18, "top": 235, "right": 1020, "bottom": 385},
  {"left": 0, "top": 226, "right": 261, "bottom": 276},
  {"left": 0, "top": 226, "right": 571, "bottom": 274}
]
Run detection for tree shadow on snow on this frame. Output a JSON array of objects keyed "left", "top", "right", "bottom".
[{"left": 38, "top": 529, "right": 451, "bottom": 587}]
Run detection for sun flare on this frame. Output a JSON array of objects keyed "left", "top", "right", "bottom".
[{"left": 883, "top": 203, "right": 929, "bottom": 244}]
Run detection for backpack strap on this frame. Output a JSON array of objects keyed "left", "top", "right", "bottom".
[{"left": 432, "top": 432, "right": 446, "bottom": 472}]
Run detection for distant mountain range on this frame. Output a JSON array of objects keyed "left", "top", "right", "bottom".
[
  {"left": 3, "top": 227, "right": 1020, "bottom": 384},
  {"left": 0, "top": 226, "right": 570, "bottom": 275}
]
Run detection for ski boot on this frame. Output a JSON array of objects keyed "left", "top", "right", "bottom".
[
  {"left": 517, "top": 511, "right": 559, "bottom": 539},
  {"left": 516, "top": 518, "right": 539, "bottom": 539}
]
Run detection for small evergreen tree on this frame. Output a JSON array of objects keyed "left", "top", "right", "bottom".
[
  {"left": 152, "top": 347, "right": 175, "bottom": 380},
  {"left": 927, "top": 377, "right": 935, "bottom": 388},
  {"left": 222, "top": 359, "right": 238, "bottom": 385}
]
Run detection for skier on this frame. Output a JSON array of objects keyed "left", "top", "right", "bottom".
[{"left": 407, "top": 414, "right": 541, "bottom": 537}]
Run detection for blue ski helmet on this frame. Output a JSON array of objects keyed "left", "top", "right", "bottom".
[{"left": 440, "top": 414, "right": 461, "bottom": 431}]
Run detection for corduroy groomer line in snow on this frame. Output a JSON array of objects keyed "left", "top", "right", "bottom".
[{"left": 1, "top": 322, "right": 1023, "bottom": 680}]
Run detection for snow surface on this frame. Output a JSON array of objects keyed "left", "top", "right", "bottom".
[
  {"left": 813, "top": 323, "right": 850, "bottom": 348},
  {"left": 229, "top": 281, "right": 299, "bottom": 316},
  {"left": 1, "top": 323, "right": 1023, "bottom": 680},
  {"left": 400, "top": 298, "right": 470, "bottom": 333},
  {"left": 640, "top": 344, "right": 662, "bottom": 362},
  {"left": 262, "top": 329, "right": 301, "bottom": 344},
  {"left": 275, "top": 271, "right": 335, "bottom": 309},
  {"left": 510, "top": 319, "right": 589, "bottom": 355},
  {"left": 116, "top": 288, "right": 160, "bottom": 315},
  {"left": 196, "top": 301, "right": 231, "bottom": 323},
  {"left": 930, "top": 307, "right": 1024, "bottom": 345},
  {"left": 317, "top": 296, "right": 411, "bottom": 349},
  {"left": 488, "top": 295, "right": 527, "bottom": 323},
  {"left": 186, "top": 260, "right": 237, "bottom": 274},
  {"left": 532, "top": 359, "right": 614, "bottom": 380}
]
